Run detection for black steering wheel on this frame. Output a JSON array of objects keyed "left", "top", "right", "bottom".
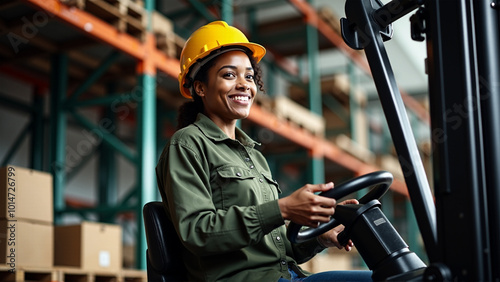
[{"left": 287, "top": 170, "right": 393, "bottom": 243}]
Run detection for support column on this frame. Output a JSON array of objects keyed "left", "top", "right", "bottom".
[
  {"left": 135, "top": 0, "right": 157, "bottom": 269},
  {"left": 98, "top": 86, "right": 118, "bottom": 223},
  {"left": 220, "top": 0, "right": 233, "bottom": 25},
  {"left": 49, "top": 53, "right": 68, "bottom": 224},
  {"left": 305, "top": 14, "right": 324, "bottom": 184},
  {"left": 31, "top": 86, "right": 45, "bottom": 171},
  {"left": 136, "top": 71, "right": 157, "bottom": 269}
]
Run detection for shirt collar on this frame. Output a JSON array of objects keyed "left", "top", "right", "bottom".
[{"left": 194, "top": 113, "right": 260, "bottom": 148}]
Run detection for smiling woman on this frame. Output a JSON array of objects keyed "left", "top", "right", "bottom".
[
  {"left": 175, "top": 46, "right": 265, "bottom": 132},
  {"left": 155, "top": 20, "right": 372, "bottom": 282},
  {"left": 193, "top": 51, "right": 257, "bottom": 137}
]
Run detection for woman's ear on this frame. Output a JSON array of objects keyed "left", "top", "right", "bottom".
[{"left": 193, "top": 81, "right": 205, "bottom": 97}]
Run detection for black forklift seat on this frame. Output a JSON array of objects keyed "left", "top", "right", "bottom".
[{"left": 143, "top": 201, "right": 188, "bottom": 282}]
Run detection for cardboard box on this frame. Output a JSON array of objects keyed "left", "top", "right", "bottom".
[
  {"left": 54, "top": 221, "right": 122, "bottom": 272},
  {"left": 0, "top": 165, "right": 53, "bottom": 223},
  {"left": 0, "top": 219, "right": 53, "bottom": 269}
]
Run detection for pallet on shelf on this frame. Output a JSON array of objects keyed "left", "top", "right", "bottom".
[
  {"left": 376, "top": 154, "right": 404, "bottom": 181},
  {"left": 321, "top": 73, "right": 350, "bottom": 97},
  {"left": 317, "top": 6, "right": 341, "bottom": 35},
  {"left": 151, "top": 11, "right": 177, "bottom": 58},
  {"left": 334, "top": 134, "right": 375, "bottom": 164},
  {"left": 271, "top": 96, "right": 326, "bottom": 137},
  {"left": 60, "top": 0, "right": 146, "bottom": 41},
  {"left": 288, "top": 74, "right": 351, "bottom": 106}
]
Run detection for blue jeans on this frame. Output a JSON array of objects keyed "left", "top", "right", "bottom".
[{"left": 278, "top": 267, "right": 373, "bottom": 282}]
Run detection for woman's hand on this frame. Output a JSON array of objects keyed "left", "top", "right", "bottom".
[
  {"left": 317, "top": 199, "right": 359, "bottom": 251},
  {"left": 278, "top": 182, "right": 336, "bottom": 228}
]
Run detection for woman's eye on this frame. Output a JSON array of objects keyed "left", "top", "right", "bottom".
[
  {"left": 223, "top": 72, "right": 236, "bottom": 78},
  {"left": 246, "top": 74, "right": 255, "bottom": 80}
]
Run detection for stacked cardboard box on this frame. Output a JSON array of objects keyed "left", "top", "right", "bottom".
[
  {"left": 0, "top": 165, "right": 124, "bottom": 275},
  {"left": 54, "top": 221, "right": 123, "bottom": 273},
  {"left": 0, "top": 165, "right": 54, "bottom": 269}
]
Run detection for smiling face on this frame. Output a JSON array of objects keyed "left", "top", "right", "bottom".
[{"left": 193, "top": 50, "right": 257, "bottom": 129}]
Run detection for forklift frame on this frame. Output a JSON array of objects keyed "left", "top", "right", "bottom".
[{"left": 341, "top": 0, "right": 500, "bottom": 280}]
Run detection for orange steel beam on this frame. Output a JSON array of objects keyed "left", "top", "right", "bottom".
[
  {"left": 248, "top": 105, "right": 409, "bottom": 197},
  {"left": 22, "top": 0, "right": 179, "bottom": 78},
  {"left": 152, "top": 49, "right": 180, "bottom": 78},
  {"left": 24, "top": 0, "right": 144, "bottom": 58},
  {"left": 287, "top": 0, "right": 430, "bottom": 125}
]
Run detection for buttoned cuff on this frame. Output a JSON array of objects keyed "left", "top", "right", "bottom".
[{"left": 256, "top": 200, "right": 285, "bottom": 234}]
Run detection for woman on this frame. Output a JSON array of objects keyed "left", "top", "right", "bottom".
[{"left": 156, "top": 21, "right": 372, "bottom": 281}]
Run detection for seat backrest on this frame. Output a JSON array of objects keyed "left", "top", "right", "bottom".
[{"left": 143, "top": 201, "right": 188, "bottom": 282}]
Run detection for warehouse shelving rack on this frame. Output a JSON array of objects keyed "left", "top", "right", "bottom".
[{"left": 0, "top": 0, "right": 430, "bottom": 270}]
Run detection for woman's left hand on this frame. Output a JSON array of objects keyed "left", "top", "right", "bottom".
[{"left": 317, "top": 199, "right": 359, "bottom": 251}]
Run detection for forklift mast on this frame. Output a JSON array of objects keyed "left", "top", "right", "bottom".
[
  {"left": 426, "top": 0, "right": 500, "bottom": 280},
  {"left": 341, "top": 0, "right": 500, "bottom": 280}
]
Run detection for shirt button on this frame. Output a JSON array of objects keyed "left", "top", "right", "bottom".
[
  {"left": 245, "top": 158, "right": 250, "bottom": 162},
  {"left": 259, "top": 178, "right": 263, "bottom": 183},
  {"left": 276, "top": 236, "right": 281, "bottom": 241},
  {"left": 250, "top": 165, "right": 255, "bottom": 169},
  {"left": 281, "top": 260, "right": 287, "bottom": 265},
  {"left": 236, "top": 172, "right": 241, "bottom": 176}
]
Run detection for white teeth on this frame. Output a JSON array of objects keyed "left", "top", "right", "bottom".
[{"left": 232, "top": 96, "right": 249, "bottom": 101}]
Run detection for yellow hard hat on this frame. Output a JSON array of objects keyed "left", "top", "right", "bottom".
[{"left": 178, "top": 21, "right": 266, "bottom": 99}]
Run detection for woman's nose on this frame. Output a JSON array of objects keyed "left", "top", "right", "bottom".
[{"left": 237, "top": 81, "right": 250, "bottom": 90}]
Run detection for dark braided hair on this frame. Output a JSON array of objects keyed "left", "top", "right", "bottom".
[{"left": 176, "top": 49, "right": 265, "bottom": 130}]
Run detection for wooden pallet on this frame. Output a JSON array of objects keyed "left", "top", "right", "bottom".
[
  {"left": 257, "top": 95, "right": 325, "bottom": 136},
  {"left": 60, "top": 0, "right": 146, "bottom": 41},
  {"left": 0, "top": 265, "right": 58, "bottom": 282},
  {"left": 334, "top": 134, "right": 375, "bottom": 164},
  {"left": 57, "top": 267, "right": 147, "bottom": 282},
  {"left": 151, "top": 11, "right": 176, "bottom": 58},
  {"left": 376, "top": 154, "right": 404, "bottom": 180},
  {"left": 321, "top": 74, "right": 350, "bottom": 96},
  {"left": 0, "top": 264, "right": 146, "bottom": 282},
  {"left": 289, "top": 74, "right": 351, "bottom": 106},
  {"left": 317, "top": 6, "right": 341, "bottom": 35}
]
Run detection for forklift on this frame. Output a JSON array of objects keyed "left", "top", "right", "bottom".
[{"left": 287, "top": 0, "right": 500, "bottom": 280}]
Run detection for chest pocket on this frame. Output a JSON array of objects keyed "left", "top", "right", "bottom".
[
  {"left": 261, "top": 172, "right": 282, "bottom": 197},
  {"left": 213, "top": 167, "right": 283, "bottom": 210},
  {"left": 214, "top": 166, "right": 256, "bottom": 209},
  {"left": 217, "top": 166, "right": 255, "bottom": 181}
]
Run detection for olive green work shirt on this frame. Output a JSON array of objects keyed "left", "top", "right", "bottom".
[{"left": 156, "top": 113, "right": 325, "bottom": 282}]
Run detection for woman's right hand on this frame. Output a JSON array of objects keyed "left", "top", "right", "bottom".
[{"left": 278, "top": 182, "right": 336, "bottom": 228}]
